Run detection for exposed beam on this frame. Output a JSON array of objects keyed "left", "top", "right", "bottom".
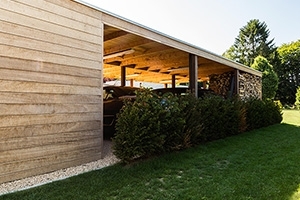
[
  {"left": 104, "top": 30, "right": 129, "bottom": 42},
  {"left": 104, "top": 37, "right": 153, "bottom": 55}
]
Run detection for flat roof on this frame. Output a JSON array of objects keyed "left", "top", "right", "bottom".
[{"left": 75, "top": 0, "right": 262, "bottom": 83}]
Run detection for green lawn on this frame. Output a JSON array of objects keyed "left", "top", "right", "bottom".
[{"left": 1, "top": 110, "right": 300, "bottom": 200}]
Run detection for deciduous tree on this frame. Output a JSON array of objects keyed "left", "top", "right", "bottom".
[
  {"left": 295, "top": 87, "right": 300, "bottom": 109},
  {"left": 251, "top": 56, "right": 278, "bottom": 100},
  {"left": 275, "top": 40, "right": 300, "bottom": 105}
]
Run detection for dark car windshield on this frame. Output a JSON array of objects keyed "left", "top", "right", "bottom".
[{"left": 103, "top": 86, "right": 138, "bottom": 100}]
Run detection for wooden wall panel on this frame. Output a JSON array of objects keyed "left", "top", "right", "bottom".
[{"left": 0, "top": 0, "right": 103, "bottom": 184}]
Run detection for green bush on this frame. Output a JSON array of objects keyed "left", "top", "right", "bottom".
[
  {"left": 196, "top": 96, "right": 244, "bottom": 141},
  {"left": 244, "top": 98, "right": 282, "bottom": 130},
  {"left": 112, "top": 90, "right": 282, "bottom": 163},
  {"left": 175, "top": 94, "right": 204, "bottom": 147},
  {"left": 113, "top": 88, "right": 189, "bottom": 163},
  {"left": 112, "top": 89, "right": 164, "bottom": 163}
]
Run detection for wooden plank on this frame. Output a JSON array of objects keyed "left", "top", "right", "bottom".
[
  {"left": 0, "top": 138, "right": 101, "bottom": 164},
  {"left": 0, "top": 112, "right": 101, "bottom": 128},
  {"left": 0, "top": 147, "right": 102, "bottom": 176},
  {"left": 2, "top": 0, "right": 100, "bottom": 35},
  {"left": 0, "top": 150, "right": 101, "bottom": 184},
  {"left": 0, "top": 143, "right": 102, "bottom": 181},
  {"left": 49, "top": 0, "right": 102, "bottom": 19},
  {"left": 0, "top": 93, "right": 101, "bottom": 104},
  {"left": 0, "top": 68, "right": 101, "bottom": 87},
  {"left": 0, "top": 130, "right": 101, "bottom": 151},
  {"left": 0, "top": 45, "right": 101, "bottom": 70},
  {"left": 0, "top": 103, "right": 101, "bottom": 116},
  {"left": 0, "top": 56, "right": 102, "bottom": 78},
  {"left": 0, "top": 20, "right": 100, "bottom": 52},
  {"left": 0, "top": 80, "right": 101, "bottom": 95},
  {"left": 0, "top": 32, "right": 100, "bottom": 61},
  {"left": 12, "top": 0, "right": 101, "bottom": 28},
  {"left": 0, "top": 121, "right": 101, "bottom": 139},
  {"left": 0, "top": 8, "right": 101, "bottom": 44}
]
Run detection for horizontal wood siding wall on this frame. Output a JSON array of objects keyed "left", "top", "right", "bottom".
[{"left": 0, "top": 0, "right": 103, "bottom": 183}]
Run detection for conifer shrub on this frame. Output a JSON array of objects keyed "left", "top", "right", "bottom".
[
  {"left": 196, "top": 96, "right": 244, "bottom": 142},
  {"left": 112, "top": 89, "right": 282, "bottom": 163},
  {"left": 113, "top": 88, "right": 189, "bottom": 163},
  {"left": 244, "top": 98, "right": 282, "bottom": 130}
]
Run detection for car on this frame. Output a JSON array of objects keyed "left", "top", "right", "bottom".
[
  {"left": 152, "top": 87, "right": 216, "bottom": 98},
  {"left": 103, "top": 86, "right": 139, "bottom": 139}
]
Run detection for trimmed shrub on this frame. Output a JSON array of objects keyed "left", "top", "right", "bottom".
[
  {"left": 113, "top": 88, "right": 188, "bottom": 163},
  {"left": 244, "top": 98, "right": 282, "bottom": 130},
  {"left": 196, "top": 96, "right": 243, "bottom": 142},
  {"left": 176, "top": 93, "right": 204, "bottom": 147},
  {"left": 112, "top": 90, "right": 282, "bottom": 163}
]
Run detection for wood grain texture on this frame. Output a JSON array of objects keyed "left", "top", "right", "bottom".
[
  {"left": 0, "top": 44, "right": 101, "bottom": 70},
  {"left": 0, "top": 68, "right": 101, "bottom": 87},
  {"left": 0, "top": 57, "right": 102, "bottom": 78},
  {"left": 0, "top": 80, "right": 101, "bottom": 95},
  {"left": 0, "top": 121, "right": 101, "bottom": 139},
  {"left": 0, "top": 21, "right": 100, "bottom": 52},
  {"left": 0, "top": 93, "right": 101, "bottom": 104},
  {"left": 0, "top": 0, "right": 103, "bottom": 184},
  {"left": 0, "top": 112, "right": 101, "bottom": 128},
  {"left": 0, "top": 103, "right": 101, "bottom": 116}
]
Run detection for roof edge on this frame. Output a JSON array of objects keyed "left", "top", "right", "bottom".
[{"left": 74, "top": 0, "right": 262, "bottom": 77}]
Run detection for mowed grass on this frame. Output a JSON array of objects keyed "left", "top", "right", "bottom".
[{"left": 1, "top": 110, "right": 300, "bottom": 200}]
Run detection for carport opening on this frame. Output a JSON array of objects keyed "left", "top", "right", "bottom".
[{"left": 103, "top": 24, "right": 234, "bottom": 93}]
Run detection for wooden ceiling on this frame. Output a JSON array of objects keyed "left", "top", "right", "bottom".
[{"left": 103, "top": 25, "right": 233, "bottom": 84}]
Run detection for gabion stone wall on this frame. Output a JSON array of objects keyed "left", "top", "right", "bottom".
[
  {"left": 209, "top": 71, "right": 234, "bottom": 98},
  {"left": 238, "top": 71, "right": 262, "bottom": 100},
  {"left": 209, "top": 71, "right": 262, "bottom": 99}
]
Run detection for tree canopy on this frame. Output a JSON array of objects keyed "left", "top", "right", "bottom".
[
  {"left": 223, "top": 19, "right": 276, "bottom": 67},
  {"left": 251, "top": 56, "right": 278, "bottom": 100},
  {"left": 275, "top": 40, "right": 300, "bottom": 105},
  {"left": 295, "top": 87, "right": 300, "bottom": 109}
]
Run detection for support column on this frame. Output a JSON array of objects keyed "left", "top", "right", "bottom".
[
  {"left": 235, "top": 69, "right": 239, "bottom": 97},
  {"left": 130, "top": 79, "right": 134, "bottom": 87},
  {"left": 172, "top": 75, "right": 176, "bottom": 88},
  {"left": 189, "top": 54, "right": 198, "bottom": 97},
  {"left": 121, "top": 66, "right": 126, "bottom": 86}
]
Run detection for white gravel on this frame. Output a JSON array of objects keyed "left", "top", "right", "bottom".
[{"left": 0, "top": 140, "right": 119, "bottom": 196}]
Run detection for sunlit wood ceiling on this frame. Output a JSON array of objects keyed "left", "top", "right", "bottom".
[{"left": 103, "top": 25, "right": 233, "bottom": 84}]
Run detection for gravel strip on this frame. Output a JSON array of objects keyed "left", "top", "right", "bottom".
[{"left": 0, "top": 140, "right": 119, "bottom": 196}]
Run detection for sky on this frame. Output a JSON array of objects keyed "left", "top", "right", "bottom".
[{"left": 81, "top": 0, "right": 300, "bottom": 55}]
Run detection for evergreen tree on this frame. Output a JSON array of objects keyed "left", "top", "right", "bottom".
[{"left": 223, "top": 19, "right": 276, "bottom": 67}]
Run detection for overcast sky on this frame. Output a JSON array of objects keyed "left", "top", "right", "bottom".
[{"left": 80, "top": 0, "right": 300, "bottom": 55}]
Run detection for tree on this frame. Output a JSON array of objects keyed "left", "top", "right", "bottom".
[
  {"left": 223, "top": 19, "right": 276, "bottom": 67},
  {"left": 295, "top": 87, "right": 300, "bottom": 109},
  {"left": 275, "top": 40, "right": 300, "bottom": 105},
  {"left": 251, "top": 56, "right": 278, "bottom": 100}
]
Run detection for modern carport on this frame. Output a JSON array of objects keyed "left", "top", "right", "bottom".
[
  {"left": 0, "top": 0, "right": 262, "bottom": 184},
  {"left": 100, "top": 12, "right": 262, "bottom": 98}
]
